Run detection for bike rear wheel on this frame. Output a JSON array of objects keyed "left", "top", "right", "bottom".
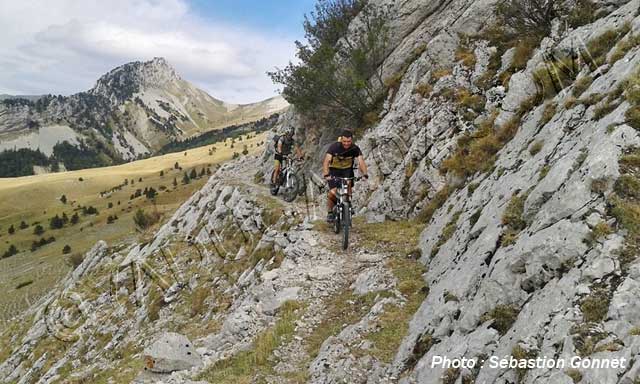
[
  {"left": 282, "top": 172, "right": 299, "bottom": 202},
  {"left": 342, "top": 201, "right": 351, "bottom": 250}
]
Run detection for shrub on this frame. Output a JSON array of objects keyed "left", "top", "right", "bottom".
[
  {"left": 66, "top": 253, "right": 84, "bottom": 269},
  {"left": 431, "top": 67, "right": 452, "bottom": 82},
  {"left": 529, "top": 140, "right": 544, "bottom": 156},
  {"left": 133, "top": 209, "right": 160, "bottom": 230},
  {"left": 481, "top": 304, "right": 519, "bottom": 335},
  {"left": 582, "top": 24, "right": 631, "bottom": 70},
  {"left": 614, "top": 175, "right": 640, "bottom": 200},
  {"left": 580, "top": 289, "right": 610, "bottom": 322},
  {"left": 500, "top": 192, "right": 528, "bottom": 246},
  {"left": 268, "top": 0, "right": 389, "bottom": 125},
  {"left": 539, "top": 102, "right": 556, "bottom": 127},
  {"left": 533, "top": 57, "right": 579, "bottom": 100},
  {"left": 2, "top": 244, "right": 18, "bottom": 259},
  {"left": 609, "top": 33, "right": 640, "bottom": 64},
  {"left": 573, "top": 75, "right": 593, "bottom": 98},
  {"left": 417, "top": 185, "right": 452, "bottom": 224},
  {"left": 33, "top": 224, "right": 44, "bottom": 236},
  {"left": 589, "top": 221, "right": 613, "bottom": 243},
  {"left": 413, "top": 83, "right": 433, "bottom": 97},
  {"left": 62, "top": 244, "right": 72, "bottom": 254},
  {"left": 495, "top": 0, "right": 557, "bottom": 39},
  {"left": 512, "top": 344, "right": 537, "bottom": 381},
  {"left": 15, "top": 280, "right": 33, "bottom": 290},
  {"left": 455, "top": 43, "right": 476, "bottom": 68}
]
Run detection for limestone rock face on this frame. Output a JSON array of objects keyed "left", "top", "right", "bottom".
[{"left": 142, "top": 333, "right": 202, "bottom": 374}]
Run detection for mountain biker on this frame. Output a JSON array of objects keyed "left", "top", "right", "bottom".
[
  {"left": 272, "top": 127, "right": 303, "bottom": 191},
  {"left": 323, "top": 130, "right": 368, "bottom": 222}
]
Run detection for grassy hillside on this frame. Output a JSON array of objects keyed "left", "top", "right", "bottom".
[{"left": 0, "top": 132, "right": 267, "bottom": 325}]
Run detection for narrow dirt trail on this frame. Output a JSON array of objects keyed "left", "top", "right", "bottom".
[{"left": 222, "top": 165, "right": 395, "bottom": 383}]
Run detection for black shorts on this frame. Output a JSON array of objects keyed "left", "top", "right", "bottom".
[
  {"left": 274, "top": 153, "right": 285, "bottom": 167},
  {"left": 328, "top": 168, "right": 354, "bottom": 189}
]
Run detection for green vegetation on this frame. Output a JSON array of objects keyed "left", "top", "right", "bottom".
[
  {"left": 455, "top": 37, "right": 477, "bottom": 68},
  {"left": 533, "top": 56, "right": 579, "bottom": 100},
  {"left": 440, "top": 106, "right": 526, "bottom": 179},
  {"left": 573, "top": 75, "right": 593, "bottom": 98},
  {"left": 582, "top": 23, "right": 631, "bottom": 70},
  {"left": 565, "top": 368, "right": 583, "bottom": 383},
  {"left": 0, "top": 133, "right": 267, "bottom": 323},
  {"left": 197, "top": 301, "right": 304, "bottom": 383},
  {"left": 528, "top": 140, "right": 544, "bottom": 156},
  {"left": 501, "top": 192, "right": 528, "bottom": 246},
  {"left": 0, "top": 148, "right": 50, "bottom": 177},
  {"left": 366, "top": 256, "right": 428, "bottom": 362},
  {"left": 610, "top": 33, "right": 640, "bottom": 64},
  {"left": 589, "top": 221, "right": 613, "bottom": 244},
  {"left": 430, "top": 211, "right": 462, "bottom": 258},
  {"left": 133, "top": 208, "right": 161, "bottom": 230},
  {"left": 269, "top": 0, "right": 390, "bottom": 125},
  {"left": 416, "top": 185, "right": 452, "bottom": 224},
  {"left": 539, "top": 102, "right": 557, "bottom": 127},
  {"left": 580, "top": 288, "right": 610, "bottom": 322},
  {"left": 512, "top": 344, "right": 537, "bottom": 382},
  {"left": 480, "top": 304, "right": 520, "bottom": 335},
  {"left": 413, "top": 82, "right": 433, "bottom": 98}
]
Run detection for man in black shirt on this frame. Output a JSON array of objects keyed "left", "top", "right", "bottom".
[{"left": 322, "top": 130, "right": 368, "bottom": 222}]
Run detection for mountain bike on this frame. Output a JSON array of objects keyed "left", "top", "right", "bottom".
[
  {"left": 330, "top": 176, "right": 360, "bottom": 250},
  {"left": 270, "top": 155, "right": 301, "bottom": 202}
]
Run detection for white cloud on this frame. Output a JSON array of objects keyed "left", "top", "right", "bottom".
[{"left": 0, "top": 0, "right": 296, "bottom": 103}]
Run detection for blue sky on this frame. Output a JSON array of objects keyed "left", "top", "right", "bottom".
[
  {"left": 0, "top": 0, "right": 318, "bottom": 103},
  {"left": 191, "top": 0, "right": 316, "bottom": 37}
]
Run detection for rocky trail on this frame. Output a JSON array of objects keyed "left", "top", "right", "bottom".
[{"left": 0, "top": 156, "right": 424, "bottom": 384}]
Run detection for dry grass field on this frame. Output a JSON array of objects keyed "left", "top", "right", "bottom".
[{"left": 0, "top": 133, "right": 267, "bottom": 326}]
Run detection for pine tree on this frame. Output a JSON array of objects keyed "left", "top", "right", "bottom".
[
  {"left": 173, "top": 177, "right": 178, "bottom": 187},
  {"left": 19, "top": 221, "right": 28, "bottom": 229},
  {"left": 60, "top": 194, "right": 67, "bottom": 204},
  {"left": 182, "top": 172, "right": 190, "bottom": 185},
  {"left": 34, "top": 224, "right": 44, "bottom": 236},
  {"left": 8, "top": 224, "right": 15, "bottom": 235},
  {"left": 62, "top": 212, "right": 69, "bottom": 224},
  {"left": 70, "top": 212, "right": 80, "bottom": 225},
  {"left": 199, "top": 168, "right": 206, "bottom": 177},
  {"left": 160, "top": 170, "right": 164, "bottom": 177},
  {"left": 50, "top": 215, "right": 64, "bottom": 229},
  {"left": 174, "top": 162, "right": 180, "bottom": 169},
  {"left": 62, "top": 244, "right": 72, "bottom": 254},
  {"left": 145, "top": 187, "right": 157, "bottom": 200},
  {"left": 189, "top": 168, "right": 197, "bottom": 179}
]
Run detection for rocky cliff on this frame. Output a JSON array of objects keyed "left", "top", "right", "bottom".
[{"left": 2, "top": 0, "right": 640, "bottom": 383}]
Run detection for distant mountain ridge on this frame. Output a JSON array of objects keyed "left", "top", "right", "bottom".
[{"left": 0, "top": 57, "right": 287, "bottom": 174}]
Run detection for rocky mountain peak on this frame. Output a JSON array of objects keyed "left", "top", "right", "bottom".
[{"left": 89, "top": 57, "right": 181, "bottom": 103}]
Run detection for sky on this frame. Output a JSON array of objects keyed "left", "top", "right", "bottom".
[{"left": 0, "top": 0, "right": 316, "bottom": 103}]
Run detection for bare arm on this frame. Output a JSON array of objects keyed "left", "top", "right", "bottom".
[
  {"left": 357, "top": 155, "right": 368, "bottom": 177},
  {"left": 277, "top": 140, "right": 283, "bottom": 154},
  {"left": 323, "top": 153, "right": 332, "bottom": 177}
]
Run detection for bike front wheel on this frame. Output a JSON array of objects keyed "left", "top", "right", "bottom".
[
  {"left": 282, "top": 172, "right": 299, "bottom": 202},
  {"left": 342, "top": 201, "right": 351, "bottom": 250},
  {"left": 270, "top": 170, "right": 280, "bottom": 195}
]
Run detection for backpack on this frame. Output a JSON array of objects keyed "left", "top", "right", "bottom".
[{"left": 273, "top": 134, "right": 293, "bottom": 154}]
